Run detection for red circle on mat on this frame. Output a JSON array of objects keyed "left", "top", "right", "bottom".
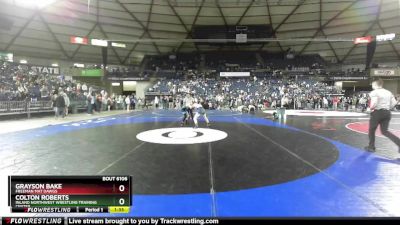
[{"left": 346, "top": 121, "right": 400, "bottom": 137}]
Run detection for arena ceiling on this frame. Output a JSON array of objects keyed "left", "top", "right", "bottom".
[{"left": 0, "top": 0, "right": 399, "bottom": 65}]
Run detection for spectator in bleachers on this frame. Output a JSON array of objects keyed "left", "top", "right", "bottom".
[
  {"left": 87, "top": 91, "right": 95, "bottom": 115},
  {"left": 154, "top": 96, "right": 159, "bottom": 109},
  {"left": 55, "top": 91, "right": 66, "bottom": 119},
  {"left": 62, "top": 92, "right": 70, "bottom": 117},
  {"left": 125, "top": 95, "right": 131, "bottom": 112},
  {"left": 130, "top": 95, "right": 136, "bottom": 110},
  {"left": 51, "top": 91, "right": 58, "bottom": 118}
]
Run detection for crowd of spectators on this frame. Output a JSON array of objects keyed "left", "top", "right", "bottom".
[
  {"left": 149, "top": 75, "right": 400, "bottom": 112},
  {"left": 84, "top": 91, "right": 148, "bottom": 115},
  {"left": 150, "top": 76, "right": 339, "bottom": 110},
  {"left": 0, "top": 60, "right": 151, "bottom": 118},
  {"left": 2, "top": 52, "right": 397, "bottom": 116},
  {"left": 0, "top": 61, "right": 101, "bottom": 102},
  {"left": 0, "top": 60, "right": 121, "bottom": 119}
]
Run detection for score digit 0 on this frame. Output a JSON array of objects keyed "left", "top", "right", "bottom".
[{"left": 119, "top": 185, "right": 125, "bottom": 192}]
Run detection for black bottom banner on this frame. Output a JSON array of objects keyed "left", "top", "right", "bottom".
[{"left": 1, "top": 217, "right": 400, "bottom": 225}]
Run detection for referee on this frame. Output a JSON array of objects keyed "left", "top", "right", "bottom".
[{"left": 365, "top": 79, "right": 400, "bottom": 152}]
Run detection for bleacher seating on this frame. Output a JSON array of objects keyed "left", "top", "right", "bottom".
[
  {"left": 145, "top": 53, "right": 200, "bottom": 71},
  {"left": 204, "top": 51, "right": 259, "bottom": 70}
]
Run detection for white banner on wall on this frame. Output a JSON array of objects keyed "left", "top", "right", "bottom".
[
  {"left": 220, "top": 72, "right": 250, "bottom": 77},
  {"left": 376, "top": 33, "right": 395, "bottom": 42},
  {"left": 123, "top": 81, "right": 137, "bottom": 91},
  {"left": 372, "top": 69, "right": 397, "bottom": 76},
  {"left": 91, "top": 39, "right": 108, "bottom": 47}
]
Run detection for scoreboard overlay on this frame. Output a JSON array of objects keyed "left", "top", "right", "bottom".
[{"left": 8, "top": 176, "right": 132, "bottom": 213}]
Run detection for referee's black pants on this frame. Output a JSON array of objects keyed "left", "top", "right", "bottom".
[
  {"left": 368, "top": 109, "right": 400, "bottom": 148},
  {"left": 188, "top": 108, "right": 194, "bottom": 120}
]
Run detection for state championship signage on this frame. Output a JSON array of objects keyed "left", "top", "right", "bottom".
[{"left": 30, "top": 66, "right": 60, "bottom": 75}]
